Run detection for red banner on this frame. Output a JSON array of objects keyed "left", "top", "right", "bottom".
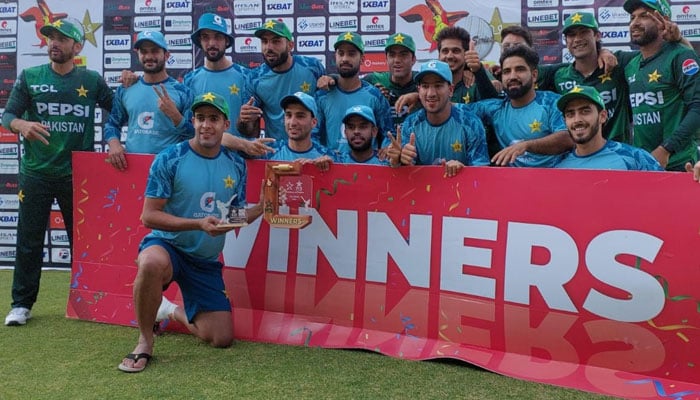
[{"left": 69, "top": 152, "right": 700, "bottom": 399}]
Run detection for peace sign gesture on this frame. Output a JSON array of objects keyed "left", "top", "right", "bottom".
[
  {"left": 385, "top": 126, "right": 403, "bottom": 167},
  {"left": 153, "top": 84, "right": 183, "bottom": 126}
]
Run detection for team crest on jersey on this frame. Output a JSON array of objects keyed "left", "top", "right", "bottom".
[{"left": 682, "top": 59, "right": 699, "bottom": 76}]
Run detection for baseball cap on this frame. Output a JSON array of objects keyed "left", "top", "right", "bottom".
[
  {"left": 385, "top": 32, "right": 416, "bottom": 54},
  {"left": 280, "top": 92, "right": 318, "bottom": 117},
  {"left": 342, "top": 105, "right": 376, "bottom": 126},
  {"left": 40, "top": 18, "right": 84, "bottom": 43},
  {"left": 623, "top": 0, "right": 671, "bottom": 17},
  {"left": 563, "top": 12, "right": 599, "bottom": 35},
  {"left": 191, "top": 91, "right": 230, "bottom": 120},
  {"left": 556, "top": 85, "right": 606, "bottom": 112},
  {"left": 414, "top": 60, "right": 452, "bottom": 84},
  {"left": 191, "top": 13, "right": 234, "bottom": 49},
  {"left": 334, "top": 32, "right": 364, "bottom": 54},
  {"left": 254, "top": 20, "right": 293, "bottom": 41},
  {"left": 134, "top": 30, "right": 168, "bottom": 51}
]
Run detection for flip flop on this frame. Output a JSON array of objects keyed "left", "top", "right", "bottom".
[{"left": 118, "top": 353, "right": 152, "bottom": 373}]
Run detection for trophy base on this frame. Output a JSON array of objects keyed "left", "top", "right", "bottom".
[{"left": 217, "top": 222, "right": 249, "bottom": 228}]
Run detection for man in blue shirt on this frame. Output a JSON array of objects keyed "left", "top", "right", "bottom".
[
  {"left": 238, "top": 20, "right": 325, "bottom": 140},
  {"left": 555, "top": 85, "right": 661, "bottom": 170},
  {"left": 336, "top": 105, "right": 388, "bottom": 165},
  {"left": 387, "top": 60, "right": 489, "bottom": 177},
  {"left": 104, "top": 31, "right": 193, "bottom": 170},
  {"left": 118, "top": 92, "right": 264, "bottom": 373}
]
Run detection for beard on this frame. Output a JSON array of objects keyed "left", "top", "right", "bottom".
[
  {"left": 348, "top": 137, "right": 372, "bottom": 152},
  {"left": 631, "top": 27, "right": 659, "bottom": 47},
  {"left": 142, "top": 59, "right": 166, "bottom": 74},
  {"left": 48, "top": 48, "right": 73, "bottom": 64},
  {"left": 338, "top": 63, "right": 360, "bottom": 78},
  {"left": 505, "top": 78, "right": 533, "bottom": 100},
  {"left": 569, "top": 119, "right": 601, "bottom": 145},
  {"left": 265, "top": 49, "right": 289, "bottom": 69},
  {"left": 205, "top": 47, "right": 226, "bottom": 62}
]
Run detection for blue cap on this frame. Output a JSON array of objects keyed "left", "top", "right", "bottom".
[
  {"left": 191, "top": 13, "right": 233, "bottom": 49},
  {"left": 342, "top": 105, "right": 376, "bottom": 126},
  {"left": 415, "top": 60, "right": 452, "bottom": 84},
  {"left": 280, "top": 92, "right": 317, "bottom": 117},
  {"left": 134, "top": 30, "right": 168, "bottom": 51}
]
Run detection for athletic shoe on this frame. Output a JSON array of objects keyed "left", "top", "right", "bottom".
[
  {"left": 5, "top": 307, "right": 32, "bottom": 326},
  {"left": 155, "top": 296, "right": 178, "bottom": 322}
]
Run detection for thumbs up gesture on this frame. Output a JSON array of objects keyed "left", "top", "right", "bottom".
[
  {"left": 465, "top": 39, "right": 481, "bottom": 73},
  {"left": 400, "top": 132, "right": 418, "bottom": 166}
]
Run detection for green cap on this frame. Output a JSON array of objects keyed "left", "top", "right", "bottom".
[
  {"left": 623, "top": 0, "right": 671, "bottom": 17},
  {"left": 556, "top": 85, "right": 606, "bottom": 112},
  {"left": 191, "top": 91, "right": 230, "bottom": 120},
  {"left": 254, "top": 19, "right": 293, "bottom": 41},
  {"left": 334, "top": 31, "right": 364, "bottom": 54},
  {"left": 563, "top": 12, "right": 599, "bottom": 35},
  {"left": 40, "top": 18, "right": 84, "bottom": 43},
  {"left": 385, "top": 32, "right": 416, "bottom": 54}
]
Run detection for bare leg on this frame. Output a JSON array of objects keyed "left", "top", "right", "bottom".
[
  {"left": 170, "top": 308, "right": 233, "bottom": 348},
  {"left": 119, "top": 246, "right": 173, "bottom": 370}
]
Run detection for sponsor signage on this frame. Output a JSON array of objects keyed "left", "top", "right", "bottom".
[
  {"left": 296, "top": 17, "right": 327, "bottom": 34},
  {"left": 296, "top": 35, "right": 326, "bottom": 52},
  {"left": 527, "top": 0, "right": 558, "bottom": 8},
  {"left": 164, "top": 15, "right": 192, "bottom": 32},
  {"left": 527, "top": 10, "right": 560, "bottom": 27},
  {"left": 51, "top": 247, "right": 71, "bottom": 263},
  {"left": 233, "top": 0, "right": 263, "bottom": 16},
  {"left": 329, "top": 0, "right": 358, "bottom": 13},
  {"left": 133, "top": 16, "right": 162, "bottom": 31},
  {"left": 599, "top": 25, "right": 630, "bottom": 43},
  {"left": 104, "top": 35, "right": 132, "bottom": 51},
  {"left": 234, "top": 18, "right": 262, "bottom": 34},
  {"left": 135, "top": 0, "right": 163, "bottom": 14},
  {"left": 103, "top": 53, "right": 132, "bottom": 69},
  {"left": 164, "top": 0, "right": 192, "bottom": 13},
  {"left": 360, "top": 15, "right": 390, "bottom": 32},
  {"left": 266, "top": 0, "right": 294, "bottom": 15},
  {"left": 0, "top": 19, "right": 17, "bottom": 35},
  {"left": 597, "top": 7, "right": 630, "bottom": 24},
  {"left": 328, "top": 16, "right": 358, "bottom": 32}
]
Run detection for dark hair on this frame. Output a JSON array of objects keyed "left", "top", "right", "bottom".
[
  {"left": 499, "top": 44, "right": 539, "bottom": 71},
  {"left": 435, "top": 26, "right": 470, "bottom": 51},
  {"left": 500, "top": 25, "right": 533, "bottom": 48}
]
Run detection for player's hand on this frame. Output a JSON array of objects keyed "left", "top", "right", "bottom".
[
  {"left": 239, "top": 97, "right": 263, "bottom": 124},
  {"left": 313, "top": 155, "right": 333, "bottom": 172},
  {"left": 685, "top": 161, "right": 700, "bottom": 183},
  {"left": 597, "top": 48, "right": 618, "bottom": 75},
  {"left": 153, "top": 84, "right": 181, "bottom": 124},
  {"left": 202, "top": 215, "right": 232, "bottom": 236},
  {"left": 491, "top": 141, "right": 528, "bottom": 166},
  {"left": 385, "top": 126, "right": 403, "bottom": 167},
  {"left": 106, "top": 140, "right": 128, "bottom": 171},
  {"left": 465, "top": 39, "right": 482, "bottom": 73},
  {"left": 442, "top": 159, "right": 465, "bottom": 177},
  {"left": 119, "top": 70, "right": 139, "bottom": 88},
  {"left": 316, "top": 75, "right": 337, "bottom": 90},
  {"left": 244, "top": 137, "right": 275, "bottom": 157},
  {"left": 395, "top": 92, "right": 420, "bottom": 115},
  {"left": 400, "top": 132, "right": 417, "bottom": 166},
  {"left": 16, "top": 120, "right": 50, "bottom": 145},
  {"left": 651, "top": 146, "right": 670, "bottom": 169}
]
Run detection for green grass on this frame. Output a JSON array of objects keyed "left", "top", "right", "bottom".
[{"left": 0, "top": 270, "right": 616, "bottom": 399}]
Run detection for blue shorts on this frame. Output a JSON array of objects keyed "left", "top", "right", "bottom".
[{"left": 139, "top": 237, "right": 231, "bottom": 323}]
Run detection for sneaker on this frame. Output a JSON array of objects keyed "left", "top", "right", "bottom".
[
  {"left": 155, "top": 296, "right": 178, "bottom": 322},
  {"left": 5, "top": 307, "right": 31, "bottom": 326}
]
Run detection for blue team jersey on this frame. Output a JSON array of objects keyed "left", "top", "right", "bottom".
[
  {"left": 315, "top": 81, "right": 393, "bottom": 154},
  {"left": 143, "top": 141, "right": 247, "bottom": 261},
  {"left": 244, "top": 55, "right": 325, "bottom": 141},
  {"left": 104, "top": 77, "right": 194, "bottom": 154},
  {"left": 400, "top": 106, "right": 489, "bottom": 166},
  {"left": 465, "top": 91, "right": 567, "bottom": 167},
  {"left": 264, "top": 140, "right": 332, "bottom": 161},
  {"left": 183, "top": 64, "right": 249, "bottom": 136},
  {"left": 335, "top": 150, "right": 388, "bottom": 165},
  {"left": 555, "top": 140, "right": 663, "bottom": 171}
]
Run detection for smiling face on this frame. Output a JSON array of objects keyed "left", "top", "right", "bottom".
[
  {"left": 417, "top": 73, "right": 453, "bottom": 118},
  {"left": 438, "top": 37, "right": 466, "bottom": 74},
  {"left": 284, "top": 102, "right": 316, "bottom": 142},
  {"left": 192, "top": 105, "right": 229, "bottom": 152},
  {"left": 385, "top": 45, "right": 416, "bottom": 84},
  {"left": 137, "top": 42, "right": 168, "bottom": 74},
  {"left": 260, "top": 32, "right": 292, "bottom": 69},
  {"left": 629, "top": 6, "right": 662, "bottom": 46},
  {"left": 198, "top": 29, "right": 229, "bottom": 62},
  {"left": 563, "top": 98, "right": 607, "bottom": 145},
  {"left": 343, "top": 114, "right": 377, "bottom": 152},
  {"left": 564, "top": 26, "right": 600, "bottom": 59}
]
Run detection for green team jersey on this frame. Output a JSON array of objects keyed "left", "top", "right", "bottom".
[
  {"left": 363, "top": 71, "right": 417, "bottom": 126},
  {"left": 552, "top": 53, "right": 632, "bottom": 143},
  {"left": 2, "top": 64, "right": 113, "bottom": 179},
  {"left": 624, "top": 42, "right": 700, "bottom": 170},
  {"left": 451, "top": 67, "right": 498, "bottom": 104}
]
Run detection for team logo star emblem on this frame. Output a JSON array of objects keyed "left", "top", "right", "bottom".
[
  {"left": 648, "top": 69, "right": 662, "bottom": 83},
  {"left": 202, "top": 92, "right": 216, "bottom": 102},
  {"left": 570, "top": 86, "right": 584, "bottom": 93},
  {"left": 462, "top": 93, "right": 470, "bottom": 103},
  {"left": 52, "top": 19, "right": 63, "bottom": 28},
  {"left": 229, "top": 84, "right": 239, "bottom": 95},
  {"left": 343, "top": 32, "right": 354, "bottom": 41},
  {"left": 451, "top": 140, "right": 463, "bottom": 152},
  {"left": 264, "top": 20, "right": 276, "bottom": 29},
  {"left": 223, "top": 175, "right": 235, "bottom": 188},
  {"left": 570, "top": 13, "right": 583, "bottom": 23},
  {"left": 393, "top": 33, "right": 404, "bottom": 43},
  {"left": 18, "top": 189, "right": 24, "bottom": 202},
  {"left": 76, "top": 85, "right": 88, "bottom": 97},
  {"left": 529, "top": 119, "right": 542, "bottom": 133},
  {"left": 82, "top": 9, "right": 103, "bottom": 47},
  {"left": 300, "top": 81, "right": 311, "bottom": 92},
  {"left": 598, "top": 72, "right": 612, "bottom": 83}
]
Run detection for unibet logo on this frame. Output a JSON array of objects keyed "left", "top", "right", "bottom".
[{"left": 138, "top": 112, "right": 155, "bottom": 129}]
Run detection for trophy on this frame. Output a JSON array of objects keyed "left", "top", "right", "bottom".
[
  {"left": 216, "top": 194, "right": 248, "bottom": 228},
  {"left": 263, "top": 163, "right": 312, "bottom": 229}
]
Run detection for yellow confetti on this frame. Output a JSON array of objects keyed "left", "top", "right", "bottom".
[{"left": 676, "top": 332, "right": 689, "bottom": 342}]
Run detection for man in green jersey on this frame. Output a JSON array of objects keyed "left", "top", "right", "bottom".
[
  {"left": 624, "top": 0, "right": 700, "bottom": 170},
  {"left": 2, "top": 18, "right": 113, "bottom": 326}
]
